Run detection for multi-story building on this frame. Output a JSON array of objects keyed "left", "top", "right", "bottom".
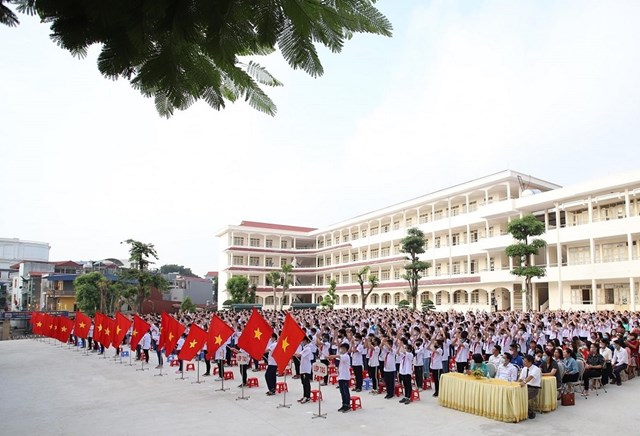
[
  {"left": 217, "top": 170, "right": 640, "bottom": 312},
  {"left": 0, "top": 238, "right": 50, "bottom": 310}
]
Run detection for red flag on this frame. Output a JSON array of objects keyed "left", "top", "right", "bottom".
[
  {"left": 56, "top": 316, "right": 74, "bottom": 343},
  {"left": 93, "top": 312, "right": 106, "bottom": 344},
  {"left": 161, "top": 312, "right": 185, "bottom": 357},
  {"left": 272, "top": 313, "right": 306, "bottom": 373},
  {"left": 102, "top": 316, "right": 115, "bottom": 348},
  {"left": 74, "top": 311, "right": 92, "bottom": 339},
  {"left": 207, "top": 314, "right": 234, "bottom": 357},
  {"left": 178, "top": 324, "right": 208, "bottom": 361},
  {"left": 43, "top": 314, "right": 55, "bottom": 338},
  {"left": 237, "top": 309, "right": 273, "bottom": 361},
  {"left": 31, "top": 312, "right": 43, "bottom": 335},
  {"left": 130, "top": 314, "right": 150, "bottom": 351},
  {"left": 113, "top": 312, "right": 131, "bottom": 348}
]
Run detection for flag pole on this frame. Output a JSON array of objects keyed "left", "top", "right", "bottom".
[
  {"left": 137, "top": 355, "right": 149, "bottom": 371},
  {"left": 126, "top": 345, "right": 134, "bottom": 366},
  {"left": 216, "top": 359, "right": 229, "bottom": 392},
  {"left": 176, "top": 364, "right": 188, "bottom": 380},
  {"left": 312, "top": 377, "right": 326, "bottom": 419},
  {"left": 192, "top": 357, "right": 204, "bottom": 384},
  {"left": 236, "top": 355, "right": 249, "bottom": 400},
  {"left": 277, "top": 363, "right": 291, "bottom": 409}
]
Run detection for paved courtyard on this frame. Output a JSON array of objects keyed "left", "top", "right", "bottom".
[{"left": 1, "top": 339, "right": 638, "bottom": 436}]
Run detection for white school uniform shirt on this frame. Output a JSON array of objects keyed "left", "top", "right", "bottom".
[
  {"left": 414, "top": 345, "right": 425, "bottom": 366},
  {"left": 214, "top": 342, "right": 226, "bottom": 360},
  {"left": 399, "top": 351, "right": 413, "bottom": 375},
  {"left": 455, "top": 340, "right": 470, "bottom": 362},
  {"left": 141, "top": 332, "right": 152, "bottom": 350},
  {"left": 488, "top": 353, "right": 504, "bottom": 368},
  {"left": 612, "top": 347, "right": 629, "bottom": 366},
  {"left": 267, "top": 340, "right": 277, "bottom": 366},
  {"left": 320, "top": 341, "right": 330, "bottom": 360},
  {"left": 338, "top": 352, "right": 351, "bottom": 380},
  {"left": 300, "top": 344, "right": 313, "bottom": 374},
  {"left": 430, "top": 348, "right": 443, "bottom": 370},
  {"left": 382, "top": 346, "right": 396, "bottom": 372},
  {"left": 176, "top": 336, "right": 185, "bottom": 351},
  {"left": 369, "top": 345, "right": 380, "bottom": 367},
  {"left": 442, "top": 339, "right": 451, "bottom": 360},
  {"left": 351, "top": 342, "right": 364, "bottom": 366}
]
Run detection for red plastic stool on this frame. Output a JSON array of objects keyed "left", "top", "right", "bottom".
[
  {"left": 410, "top": 390, "right": 421, "bottom": 401},
  {"left": 329, "top": 374, "right": 338, "bottom": 385},
  {"left": 310, "top": 389, "right": 323, "bottom": 402},
  {"left": 230, "top": 358, "right": 237, "bottom": 366},
  {"left": 185, "top": 363, "right": 195, "bottom": 371},
  {"left": 328, "top": 365, "right": 337, "bottom": 374},
  {"left": 284, "top": 368, "right": 292, "bottom": 376},
  {"left": 170, "top": 360, "right": 180, "bottom": 367},
  {"left": 276, "top": 382, "right": 288, "bottom": 393},
  {"left": 349, "top": 377, "right": 356, "bottom": 388},
  {"left": 247, "top": 377, "right": 259, "bottom": 388},
  {"left": 349, "top": 367, "right": 354, "bottom": 375},
  {"left": 422, "top": 379, "right": 432, "bottom": 390},
  {"left": 378, "top": 381, "right": 386, "bottom": 394},
  {"left": 258, "top": 363, "right": 267, "bottom": 371},
  {"left": 362, "top": 370, "right": 369, "bottom": 379},
  {"left": 395, "top": 385, "right": 403, "bottom": 397},
  {"left": 223, "top": 371, "right": 234, "bottom": 380},
  {"left": 314, "top": 375, "right": 324, "bottom": 382},
  {"left": 350, "top": 396, "right": 362, "bottom": 411}
]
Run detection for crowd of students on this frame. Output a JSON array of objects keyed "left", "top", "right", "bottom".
[{"left": 75, "top": 308, "right": 640, "bottom": 415}]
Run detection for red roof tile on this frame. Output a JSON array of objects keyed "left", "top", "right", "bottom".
[{"left": 239, "top": 220, "right": 316, "bottom": 233}]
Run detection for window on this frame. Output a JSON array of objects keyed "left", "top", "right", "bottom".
[
  {"left": 343, "top": 254, "right": 349, "bottom": 263},
  {"left": 233, "top": 236, "right": 245, "bottom": 246},
  {"left": 249, "top": 256, "right": 260, "bottom": 266},
  {"left": 468, "top": 201, "right": 477, "bottom": 212},
  {"left": 381, "top": 270, "right": 390, "bottom": 280},
  {"left": 488, "top": 226, "right": 494, "bottom": 237},
  {"left": 352, "top": 232, "right": 359, "bottom": 240},
  {"left": 342, "top": 274, "right": 349, "bottom": 284},
  {"left": 335, "top": 255, "right": 340, "bottom": 264},
  {"left": 406, "top": 217, "right": 413, "bottom": 226},
  {"left": 266, "top": 239, "right": 273, "bottom": 248},
  {"left": 343, "top": 235, "right": 349, "bottom": 243},
  {"left": 361, "top": 251, "right": 367, "bottom": 260},
  {"left": 249, "top": 275, "right": 259, "bottom": 285},
  {"left": 471, "top": 290, "right": 480, "bottom": 304},
  {"left": 434, "top": 210, "right": 443, "bottom": 220},
  {"left": 281, "top": 240, "right": 288, "bottom": 249},
  {"left": 419, "top": 213, "right": 429, "bottom": 223},
  {"left": 280, "top": 258, "right": 288, "bottom": 267},
  {"left": 452, "top": 261, "right": 460, "bottom": 275},
  {"left": 570, "top": 285, "right": 592, "bottom": 304},
  {"left": 435, "top": 237, "right": 441, "bottom": 248},
  {"left": 318, "top": 240, "right": 324, "bottom": 248},
  {"left": 325, "top": 257, "right": 331, "bottom": 266},
  {"left": 382, "top": 224, "right": 389, "bottom": 233},
  {"left": 327, "top": 238, "right": 332, "bottom": 246},
  {"left": 382, "top": 294, "right": 390, "bottom": 305},
  {"left": 381, "top": 247, "right": 390, "bottom": 257},
  {"left": 370, "top": 271, "right": 378, "bottom": 280},
  {"left": 435, "top": 264, "right": 441, "bottom": 276},
  {"left": 371, "top": 248, "right": 379, "bottom": 259},
  {"left": 317, "top": 258, "right": 324, "bottom": 267},
  {"left": 394, "top": 270, "right": 401, "bottom": 280},
  {"left": 451, "top": 233, "right": 460, "bottom": 246},
  {"left": 394, "top": 293, "right": 401, "bottom": 304},
  {"left": 568, "top": 246, "right": 590, "bottom": 265},
  {"left": 250, "top": 238, "right": 260, "bottom": 247},
  {"left": 470, "top": 230, "right": 478, "bottom": 243},
  {"left": 265, "top": 257, "right": 274, "bottom": 267},
  {"left": 370, "top": 227, "right": 379, "bottom": 235},
  {"left": 597, "top": 242, "right": 628, "bottom": 263},
  {"left": 450, "top": 205, "right": 459, "bottom": 216},
  {"left": 352, "top": 253, "right": 359, "bottom": 262},
  {"left": 232, "top": 256, "right": 245, "bottom": 265},
  {"left": 394, "top": 244, "right": 400, "bottom": 254},
  {"left": 361, "top": 229, "right": 367, "bottom": 237},
  {"left": 489, "top": 258, "right": 495, "bottom": 271},
  {"left": 393, "top": 221, "right": 400, "bottom": 230},
  {"left": 470, "top": 260, "right": 478, "bottom": 274}
]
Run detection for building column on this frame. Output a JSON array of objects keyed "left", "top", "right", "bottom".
[
  {"left": 555, "top": 204, "right": 563, "bottom": 309},
  {"left": 532, "top": 282, "right": 539, "bottom": 310},
  {"left": 510, "top": 288, "right": 515, "bottom": 311},
  {"left": 592, "top": 278, "right": 598, "bottom": 310},
  {"left": 630, "top": 278, "right": 636, "bottom": 312}
]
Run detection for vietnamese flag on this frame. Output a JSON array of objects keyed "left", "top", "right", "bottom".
[
  {"left": 178, "top": 324, "right": 208, "bottom": 361},
  {"left": 237, "top": 308, "right": 273, "bottom": 361},
  {"left": 272, "top": 313, "right": 306, "bottom": 373},
  {"left": 102, "top": 316, "right": 115, "bottom": 348},
  {"left": 93, "top": 312, "right": 106, "bottom": 344},
  {"left": 57, "top": 316, "right": 74, "bottom": 343},
  {"left": 161, "top": 312, "right": 185, "bottom": 357},
  {"left": 43, "top": 314, "right": 55, "bottom": 338},
  {"left": 113, "top": 312, "right": 131, "bottom": 348},
  {"left": 207, "top": 314, "right": 234, "bottom": 357},
  {"left": 74, "top": 312, "right": 92, "bottom": 339},
  {"left": 31, "top": 312, "right": 43, "bottom": 335},
  {"left": 130, "top": 314, "right": 150, "bottom": 351}
]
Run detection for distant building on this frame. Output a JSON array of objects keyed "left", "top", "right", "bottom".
[
  {"left": 0, "top": 238, "right": 50, "bottom": 310},
  {"left": 164, "top": 274, "right": 213, "bottom": 306}
]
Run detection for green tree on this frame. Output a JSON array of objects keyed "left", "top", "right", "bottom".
[
  {"left": 248, "top": 284, "right": 257, "bottom": 305},
  {"left": 159, "top": 264, "right": 198, "bottom": 277},
  {"left": 400, "top": 227, "right": 431, "bottom": 310},
  {"left": 320, "top": 279, "right": 338, "bottom": 310},
  {"left": 267, "top": 270, "right": 281, "bottom": 320},
  {"left": 421, "top": 299, "right": 436, "bottom": 312},
  {"left": 212, "top": 275, "right": 219, "bottom": 308},
  {"left": 505, "top": 215, "right": 546, "bottom": 311},
  {"left": 226, "top": 276, "right": 250, "bottom": 304},
  {"left": 180, "top": 296, "right": 197, "bottom": 313},
  {"left": 355, "top": 266, "right": 379, "bottom": 309},
  {"left": 74, "top": 272, "right": 103, "bottom": 316},
  {"left": 397, "top": 299, "right": 410, "bottom": 309},
  {"left": 3, "top": 1, "right": 392, "bottom": 117},
  {"left": 120, "top": 239, "right": 167, "bottom": 313}
]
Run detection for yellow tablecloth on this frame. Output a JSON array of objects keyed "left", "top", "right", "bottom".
[
  {"left": 531, "top": 375, "right": 557, "bottom": 412},
  {"left": 438, "top": 372, "right": 528, "bottom": 423}
]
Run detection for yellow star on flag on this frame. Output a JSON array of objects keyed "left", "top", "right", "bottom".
[
  {"left": 49, "top": 324, "right": 53, "bottom": 330},
  {"left": 97, "top": 324, "right": 103, "bottom": 332},
  {"left": 116, "top": 326, "right": 122, "bottom": 335},
  {"left": 253, "top": 328, "right": 262, "bottom": 340},
  {"left": 132, "top": 329, "right": 138, "bottom": 337},
  {"left": 61, "top": 326, "right": 67, "bottom": 332},
  {"left": 189, "top": 339, "right": 198, "bottom": 349},
  {"left": 36, "top": 322, "right": 42, "bottom": 327},
  {"left": 105, "top": 328, "right": 110, "bottom": 336},
  {"left": 79, "top": 322, "right": 86, "bottom": 329},
  {"left": 214, "top": 334, "right": 223, "bottom": 345},
  {"left": 281, "top": 337, "right": 290, "bottom": 352},
  {"left": 169, "top": 332, "right": 174, "bottom": 341}
]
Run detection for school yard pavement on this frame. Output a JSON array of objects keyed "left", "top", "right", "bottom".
[{"left": 0, "top": 339, "right": 637, "bottom": 436}]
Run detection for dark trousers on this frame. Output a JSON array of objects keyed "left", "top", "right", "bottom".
[
  {"left": 456, "top": 361, "right": 468, "bottom": 373},
  {"left": 143, "top": 349, "right": 149, "bottom": 363},
  {"left": 240, "top": 364, "right": 248, "bottom": 384},
  {"left": 217, "top": 359, "right": 224, "bottom": 376},
  {"left": 352, "top": 365, "right": 363, "bottom": 390},
  {"left": 602, "top": 362, "right": 611, "bottom": 385},
  {"left": 431, "top": 369, "right": 442, "bottom": 395},
  {"left": 301, "top": 373, "right": 311, "bottom": 398},
  {"left": 178, "top": 359, "right": 183, "bottom": 371},
  {"left": 266, "top": 364, "right": 277, "bottom": 392},
  {"left": 527, "top": 386, "right": 540, "bottom": 416},
  {"left": 613, "top": 363, "right": 627, "bottom": 384},
  {"left": 370, "top": 366, "right": 379, "bottom": 390},
  {"left": 562, "top": 372, "right": 579, "bottom": 384},
  {"left": 583, "top": 368, "right": 602, "bottom": 390},
  {"left": 321, "top": 359, "right": 329, "bottom": 384},
  {"left": 383, "top": 370, "right": 395, "bottom": 397},
  {"left": 293, "top": 356, "right": 300, "bottom": 376},
  {"left": 226, "top": 346, "right": 233, "bottom": 365},
  {"left": 204, "top": 352, "right": 211, "bottom": 374},
  {"left": 338, "top": 379, "right": 350, "bottom": 408},
  {"left": 414, "top": 365, "right": 424, "bottom": 389},
  {"left": 401, "top": 373, "right": 412, "bottom": 399}
]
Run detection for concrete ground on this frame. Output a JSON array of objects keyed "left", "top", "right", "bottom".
[{"left": 1, "top": 339, "right": 638, "bottom": 436}]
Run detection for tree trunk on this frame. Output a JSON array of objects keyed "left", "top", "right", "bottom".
[{"left": 361, "top": 292, "right": 366, "bottom": 309}]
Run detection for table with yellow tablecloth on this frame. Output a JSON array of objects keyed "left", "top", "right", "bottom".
[
  {"left": 531, "top": 375, "right": 557, "bottom": 412},
  {"left": 438, "top": 372, "right": 528, "bottom": 423}
]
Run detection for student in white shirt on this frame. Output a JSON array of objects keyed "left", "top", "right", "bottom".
[
  {"left": 265, "top": 333, "right": 278, "bottom": 395},
  {"left": 599, "top": 340, "right": 613, "bottom": 385},
  {"left": 366, "top": 336, "right": 380, "bottom": 394},
  {"left": 519, "top": 355, "right": 542, "bottom": 420},
  {"left": 398, "top": 343, "right": 414, "bottom": 404},
  {"left": 495, "top": 352, "right": 518, "bottom": 382},
  {"left": 328, "top": 343, "right": 352, "bottom": 412},
  {"left": 140, "top": 330, "right": 151, "bottom": 364},
  {"left": 488, "top": 345, "right": 504, "bottom": 369},
  {"left": 381, "top": 337, "right": 396, "bottom": 399},
  {"left": 351, "top": 333, "right": 365, "bottom": 392},
  {"left": 430, "top": 340, "right": 444, "bottom": 397},
  {"left": 175, "top": 333, "right": 186, "bottom": 373},
  {"left": 296, "top": 336, "right": 314, "bottom": 403},
  {"left": 413, "top": 339, "right": 425, "bottom": 390},
  {"left": 611, "top": 339, "right": 629, "bottom": 386}
]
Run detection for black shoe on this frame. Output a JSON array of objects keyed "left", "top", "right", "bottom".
[
  {"left": 399, "top": 398, "right": 408, "bottom": 403},
  {"left": 341, "top": 407, "right": 351, "bottom": 413},
  {"left": 528, "top": 412, "right": 536, "bottom": 419},
  {"left": 617, "top": 381, "right": 622, "bottom": 386},
  {"left": 432, "top": 393, "right": 438, "bottom": 397},
  {"left": 338, "top": 406, "right": 348, "bottom": 412},
  {"left": 384, "top": 395, "right": 393, "bottom": 399}
]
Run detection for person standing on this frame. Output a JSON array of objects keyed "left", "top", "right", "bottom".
[
  {"left": 367, "top": 337, "right": 380, "bottom": 394},
  {"left": 518, "top": 355, "right": 542, "bottom": 420},
  {"left": 317, "top": 333, "right": 331, "bottom": 386},
  {"left": 175, "top": 333, "right": 186, "bottom": 373},
  {"left": 140, "top": 329, "right": 151, "bottom": 364},
  {"left": 398, "top": 343, "right": 414, "bottom": 404},
  {"left": 236, "top": 346, "right": 250, "bottom": 387},
  {"left": 381, "top": 337, "right": 396, "bottom": 399},
  {"left": 351, "top": 333, "right": 364, "bottom": 392},
  {"left": 413, "top": 339, "right": 424, "bottom": 391},
  {"left": 329, "top": 343, "right": 352, "bottom": 412},
  {"left": 430, "top": 340, "right": 444, "bottom": 397},
  {"left": 265, "top": 333, "right": 278, "bottom": 395},
  {"left": 296, "top": 336, "right": 314, "bottom": 403},
  {"left": 151, "top": 325, "right": 163, "bottom": 368}
]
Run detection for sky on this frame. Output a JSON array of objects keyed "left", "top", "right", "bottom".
[{"left": 1, "top": 1, "right": 639, "bottom": 277}]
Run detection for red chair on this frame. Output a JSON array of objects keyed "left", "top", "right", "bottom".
[
  {"left": 378, "top": 381, "right": 386, "bottom": 394},
  {"left": 258, "top": 363, "right": 267, "bottom": 371},
  {"left": 328, "top": 365, "right": 337, "bottom": 374},
  {"left": 185, "top": 363, "right": 196, "bottom": 371},
  {"left": 329, "top": 374, "right": 338, "bottom": 385},
  {"left": 410, "top": 390, "right": 421, "bottom": 401},
  {"left": 170, "top": 360, "right": 180, "bottom": 367},
  {"left": 362, "top": 370, "right": 369, "bottom": 379},
  {"left": 213, "top": 367, "right": 219, "bottom": 375},
  {"left": 247, "top": 377, "right": 259, "bottom": 388},
  {"left": 230, "top": 358, "right": 237, "bottom": 366},
  {"left": 276, "top": 382, "right": 288, "bottom": 393},
  {"left": 422, "top": 379, "right": 432, "bottom": 390},
  {"left": 284, "top": 368, "right": 292, "bottom": 376},
  {"left": 349, "top": 377, "right": 356, "bottom": 387},
  {"left": 394, "top": 385, "right": 403, "bottom": 397},
  {"left": 310, "top": 389, "right": 323, "bottom": 402},
  {"left": 223, "top": 371, "right": 234, "bottom": 380},
  {"left": 314, "top": 375, "right": 324, "bottom": 382},
  {"left": 350, "top": 396, "right": 362, "bottom": 411}
]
